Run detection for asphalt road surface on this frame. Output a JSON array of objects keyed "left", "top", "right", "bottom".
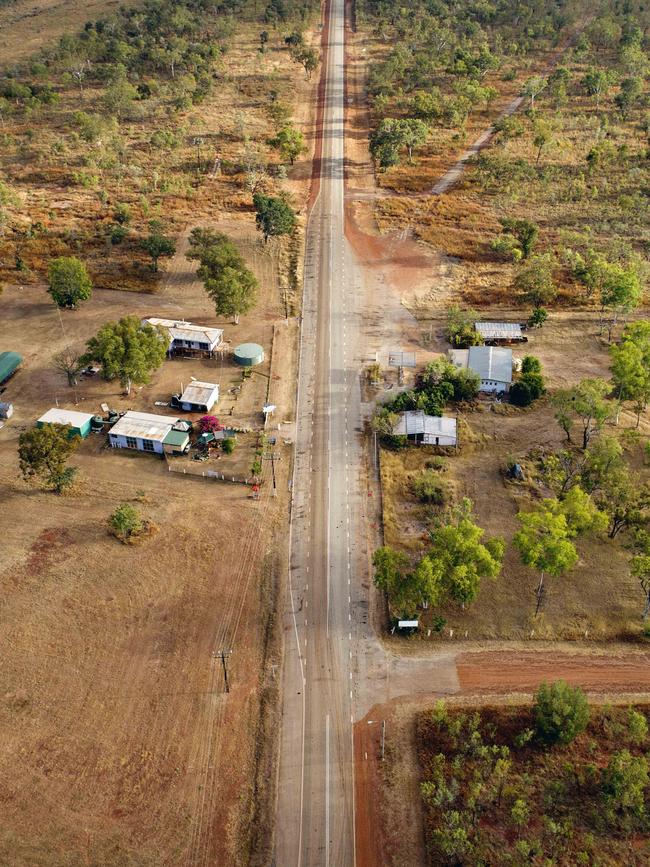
[{"left": 275, "top": 0, "right": 360, "bottom": 862}]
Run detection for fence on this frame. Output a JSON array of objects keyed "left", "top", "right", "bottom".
[{"left": 166, "top": 461, "right": 256, "bottom": 486}]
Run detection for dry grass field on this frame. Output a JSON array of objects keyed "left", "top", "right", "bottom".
[
  {"left": 0, "top": 202, "right": 298, "bottom": 864},
  {"left": 377, "top": 312, "right": 650, "bottom": 641},
  {"left": 0, "top": 0, "right": 318, "bottom": 858}
]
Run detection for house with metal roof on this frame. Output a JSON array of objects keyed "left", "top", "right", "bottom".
[
  {"left": 393, "top": 411, "right": 457, "bottom": 446},
  {"left": 475, "top": 321, "right": 526, "bottom": 344},
  {"left": 37, "top": 408, "right": 94, "bottom": 438},
  {"left": 108, "top": 411, "right": 190, "bottom": 455},
  {"left": 172, "top": 381, "right": 219, "bottom": 413},
  {"left": 143, "top": 318, "right": 224, "bottom": 357},
  {"left": 449, "top": 346, "right": 513, "bottom": 394},
  {"left": 0, "top": 351, "right": 23, "bottom": 385}
]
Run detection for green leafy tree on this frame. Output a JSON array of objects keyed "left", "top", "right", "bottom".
[
  {"left": 602, "top": 750, "right": 649, "bottom": 818},
  {"left": 18, "top": 423, "right": 80, "bottom": 493},
  {"left": 552, "top": 379, "right": 611, "bottom": 449},
  {"left": 446, "top": 305, "right": 482, "bottom": 348},
  {"left": 83, "top": 315, "right": 167, "bottom": 394},
  {"left": 253, "top": 193, "right": 296, "bottom": 242},
  {"left": 499, "top": 218, "right": 538, "bottom": 259},
  {"left": 421, "top": 498, "right": 504, "bottom": 608},
  {"left": 615, "top": 77, "right": 643, "bottom": 118},
  {"left": 515, "top": 254, "right": 557, "bottom": 310},
  {"left": 373, "top": 546, "right": 442, "bottom": 618},
  {"left": 599, "top": 262, "right": 642, "bottom": 340},
  {"left": 582, "top": 68, "right": 614, "bottom": 109},
  {"left": 611, "top": 321, "right": 650, "bottom": 426},
  {"left": 534, "top": 681, "right": 589, "bottom": 745},
  {"left": 514, "top": 502, "right": 578, "bottom": 615},
  {"left": 48, "top": 256, "right": 92, "bottom": 308},
  {"left": 109, "top": 502, "right": 144, "bottom": 542},
  {"left": 140, "top": 223, "right": 176, "bottom": 272},
  {"left": 102, "top": 73, "right": 138, "bottom": 120},
  {"left": 370, "top": 118, "right": 428, "bottom": 168},
  {"left": 187, "top": 227, "right": 258, "bottom": 323},
  {"left": 270, "top": 124, "right": 305, "bottom": 165},
  {"left": 521, "top": 76, "right": 547, "bottom": 110},
  {"left": 532, "top": 118, "right": 554, "bottom": 165}
]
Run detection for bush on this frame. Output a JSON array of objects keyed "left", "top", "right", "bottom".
[
  {"left": 222, "top": 437, "right": 235, "bottom": 454},
  {"left": 109, "top": 224, "right": 128, "bottom": 244},
  {"left": 108, "top": 502, "right": 149, "bottom": 543},
  {"left": 534, "top": 680, "right": 589, "bottom": 745},
  {"left": 528, "top": 307, "right": 548, "bottom": 328},
  {"left": 510, "top": 380, "right": 534, "bottom": 407},
  {"left": 412, "top": 470, "right": 448, "bottom": 505}
]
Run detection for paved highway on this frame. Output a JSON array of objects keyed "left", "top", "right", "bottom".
[{"left": 275, "top": 0, "right": 360, "bottom": 862}]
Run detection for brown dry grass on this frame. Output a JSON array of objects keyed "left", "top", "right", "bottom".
[
  {"left": 378, "top": 315, "right": 650, "bottom": 642},
  {"left": 0, "top": 125, "right": 301, "bottom": 864},
  {"left": 0, "top": 0, "right": 127, "bottom": 63}
]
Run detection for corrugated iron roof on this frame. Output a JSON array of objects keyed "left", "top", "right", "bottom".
[
  {"left": 109, "top": 410, "right": 181, "bottom": 442},
  {"left": 393, "top": 411, "right": 457, "bottom": 438},
  {"left": 180, "top": 381, "right": 219, "bottom": 405},
  {"left": 475, "top": 321, "right": 523, "bottom": 340},
  {"left": 468, "top": 346, "right": 513, "bottom": 382},
  {"left": 144, "top": 318, "right": 224, "bottom": 348}
]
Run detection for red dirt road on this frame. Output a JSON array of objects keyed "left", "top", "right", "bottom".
[{"left": 355, "top": 648, "right": 650, "bottom": 867}]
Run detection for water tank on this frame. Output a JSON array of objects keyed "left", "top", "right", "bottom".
[{"left": 233, "top": 342, "right": 265, "bottom": 367}]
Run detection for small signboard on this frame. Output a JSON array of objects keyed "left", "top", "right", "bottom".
[{"left": 397, "top": 620, "right": 419, "bottom": 629}]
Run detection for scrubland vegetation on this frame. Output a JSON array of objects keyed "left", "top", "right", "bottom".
[
  {"left": 0, "top": 0, "right": 317, "bottom": 293},
  {"left": 418, "top": 689, "right": 650, "bottom": 866},
  {"left": 361, "top": 0, "right": 649, "bottom": 312}
]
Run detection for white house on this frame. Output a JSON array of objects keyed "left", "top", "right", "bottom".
[
  {"left": 393, "top": 411, "right": 457, "bottom": 446},
  {"left": 108, "top": 411, "right": 190, "bottom": 455},
  {"left": 143, "top": 318, "right": 224, "bottom": 357},
  {"left": 174, "top": 381, "right": 219, "bottom": 413},
  {"left": 449, "top": 346, "right": 513, "bottom": 394}
]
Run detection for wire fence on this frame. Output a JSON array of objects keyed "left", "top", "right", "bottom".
[{"left": 166, "top": 461, "right": 257, "bottom": 486}]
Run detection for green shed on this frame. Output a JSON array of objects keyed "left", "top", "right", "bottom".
[
  {"left": 0, "top": 351, "right": 23, "bottom": 384},
  {"left": 37, "top": 408, "right": 94, "bottom": 439}
]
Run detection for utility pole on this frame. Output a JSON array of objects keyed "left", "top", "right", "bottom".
[
  {"left": 215, "top": 649, "right": 232, "bottom": 693},
  {"left": 381, "top": 719, "right": 386, "bottom": 761}
]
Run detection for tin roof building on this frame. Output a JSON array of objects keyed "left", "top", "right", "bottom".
[
  {"left": 393, "top": 411, "right": 457, "bottom": 446},
  {"left": 109, "top": 411, "right": 190, "bottom": 455},
  {"left": 449, "top": 346, "right": 513, "bottom": 394},
  {"left": 143, "top": 318, "right": 224, "bottom": 356},
  {"left": 37, "top": 408, "right": 94, "bottom": 438},
  {"left": 475, "top": 321, "right": 526, "bottom": 344}
]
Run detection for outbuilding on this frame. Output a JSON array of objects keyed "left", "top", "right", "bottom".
[
  {"left": 108, "top": 411, "right": 190, "bottom": 455},
  {"left": 37, "top": 408, "right": 94, "bottom": 439},
  {"left": 143, "top": 318, "right": 225, "bottom": 357},
  {"left": 449, "top": 346, "right": 513, "bottom": 394},
  {"left": 475, "top": 321, "right": 527, "bottom": 345},
  {"left": 173, "top": 381, "right": 219, "bottom": 413},
  {"left": 393, "top": 411, "right": 457, "bottom": 446},
  {"left": 0, "top": 351, "right": 23, "bottom": 385},
  {"left": 233, "top": 342, "right": 265, "bottom": 367}
]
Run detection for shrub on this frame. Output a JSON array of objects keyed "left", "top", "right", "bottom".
[
  {"left": 109, "top": 224, "right": 128, "bottom": 244},
  {"left": 627, "top": 709, "right": 648, "bottom": 745},
  {"left": 109, "top": 502, "right": 143, "bottom": 542},
  {"left": 529, "top": 307, "right": 548, "bottom": 328},
  {"left": 510, "top": 379, "right": 534, "bottom": 407},
  {"left": 534, "top": 680, "right": 589, "bottom": 745},
  {"left": 412, "top": 470, "right": 448, "bottom": 505},
  {"left": 222, "top": 437, "right": 235, "bottom": 454}
]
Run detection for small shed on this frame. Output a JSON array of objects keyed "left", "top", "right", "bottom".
[
  {"left": 162, "top": 428, "right": 191, "bottom": 456},
  {"left": 475, "top": 321, "right": 526, "bottom": 344},
  {"left": 449, "top": 346, "right": 513, "bottom": 394},
  {"left": 234, "top": 343, "right": 265, "bottom": 367},
  {"left": 0, "top": 351, "right": 23, "bottom": 385},
  {"left": 393, "top": 411, "right": 457, "bottom": 446},
  {"left": 175, "top": 381, "right": 219, "bottom": 413},
  {"left": 37, "top": 408, "right": 94, "bottom": 439}
]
